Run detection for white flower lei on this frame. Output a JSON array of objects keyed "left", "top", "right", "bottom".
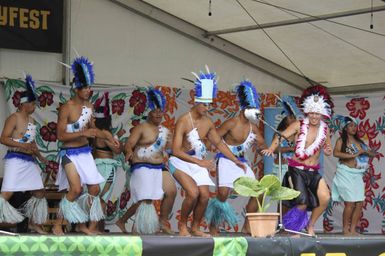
[{"left": 295, "top": 117, "right": 327, "bottom": 160}]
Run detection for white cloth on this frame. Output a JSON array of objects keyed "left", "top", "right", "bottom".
[
  {"left": 56, "top": 151, "right": 105, "bottom": 191},
  {"left": 217, "top": 157, "right": 255, "bottom": 188},
  {"left": 130, "top": 165, "right": 164, "bottom": 203},
  {"left": 2, "top": 158, "right": 43, "bottom": 192},
  {"left": 169, "top": 156, "right": 215, "bottom": 186}
]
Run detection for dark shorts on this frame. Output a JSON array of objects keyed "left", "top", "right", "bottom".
[{"left": 282, "top": 166, "right": 322, "bottom": 210}]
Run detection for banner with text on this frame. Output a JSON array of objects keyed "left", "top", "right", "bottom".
[{"left": 0, "top": 0, "right": 63, "bottom": 53}]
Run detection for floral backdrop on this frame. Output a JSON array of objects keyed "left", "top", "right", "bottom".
[
  {"left": 3, "top": 79, "right": 384, "bottom": 233},
  {"left": 2, "top": 79, "right": 278, "bottom": 233},
  {"left": 323, "top": 93, "right": 385, "bottom": 234}
]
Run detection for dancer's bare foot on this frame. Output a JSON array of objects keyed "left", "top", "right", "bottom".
[
  {"left": 160, "top": 220, "right": 174, "bottom": 235},
  {"left": 241, "top": 225, "right": 250, "bottom": 235},
  {"left": 178, "top": 224, "right": 191, "bottom": 237},
  {"left": 115, "top": 220, "right": 128, "bottom": 234},
  {"left": 191, "top": 228, "right": 211, "bottom": 238},
  {"left": 52, "top": 225, "right": 65, "bottom": 236},
  {"left": 307, "top": 225, "right": 315, "bottom": 236},
  {"left": 29, "top": 224, "right": 48, "bottom": 234},
  {"left": 89, "top": 222, "right": 102, "bottom": 235},
  {"left": 209, "top": 225, "right": 219, "bottom": 236},
  {"left": 89, "top": 228, "right": 103, "bottom": 235},
  {"left": 76, "top": 224, "right": 94, "bottom": 235}
]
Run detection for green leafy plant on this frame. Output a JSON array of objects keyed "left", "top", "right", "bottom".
[{"left": 234, "top": 175, "right": 300, "bottom": 213}]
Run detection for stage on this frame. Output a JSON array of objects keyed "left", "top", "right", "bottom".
[{"left": 0, "top": 233, "right": 385, "bottom": 256}]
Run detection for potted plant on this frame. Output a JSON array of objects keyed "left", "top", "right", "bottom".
[{"left": 233, "top": 175, "right": 300, "bottom": 237}]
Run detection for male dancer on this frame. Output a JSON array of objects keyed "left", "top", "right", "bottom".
[
  {"left": 116, "top": 88, "right": 173, "bottom": 234},
  {"left": 205, "top": 80, "right": 266, "bottom": 235},
  {"left": 54, "top": 56, "right": 118, "bottom": 235},
  {"left": 262, "top": 85, "right": 333, "bottom": 236},
  {"left": 0, "top": 75, "right": 48, "bottom": 234},
  {"left": 169, "top": 67, "right": 246, "bottom": 237}
]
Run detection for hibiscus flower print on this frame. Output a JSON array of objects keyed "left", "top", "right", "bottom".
[
  {"left": 112, "top": 99, "right": 125, "bottom": 115},
  {"left": 40, "top": 122, "right": 57, "bottom": 142},
  {"left": 38, "top": 92, "right": 54, "bottom": 107},
  {"left": 107, "top": 200, "right": 118, "bottom": 217},
  {"left": 129, "top": 90, "right": 147, "bottom": 116},
  {"left": 12, "top": 91, "right": 22, "bottom": 107},
  {"left": 346, "top": 98, "right": 370, "bottom": 119}
]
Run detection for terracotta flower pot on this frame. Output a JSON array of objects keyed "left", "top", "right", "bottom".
[{"left": 246, "top": 212, "right": 279, "bottom": 237}]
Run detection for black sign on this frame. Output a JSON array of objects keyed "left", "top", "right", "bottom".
[{"left": 0, "top": 0, "right": 63, "bottom": 53}]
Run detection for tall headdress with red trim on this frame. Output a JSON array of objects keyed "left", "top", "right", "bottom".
[
  {"left": 94, "top": 92, "right": 111, "bottom": 119},
  {"left": 300, "top": 85, "right": 333, "bottom": 118}
]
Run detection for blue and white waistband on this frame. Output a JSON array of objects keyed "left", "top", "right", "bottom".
[
  {"left": 58, "top": 145, "right": 92, "bottom": 159},
  {"left": 130, "top": 163, "right": 165, "bottom": 173},
  {"left": 216, "top": 153, "right": 247, "bottom": 163},
  {"left": 4, "top": 151, "right": 35, "bottom": 162}
]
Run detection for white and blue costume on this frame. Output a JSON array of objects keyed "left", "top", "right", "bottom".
[
  {"left": 169, "top": 113, "right": 215, "bottom": 186},
  {"left": 169, "top": 66, "right": 217, "bottom": 186},
  {"left": 128, "top": 88, "right": 169, "bottom": 235},
  {"left": 206, "top": 79, "right": 260, "bottom": 229},
  {"left": 56, "top": 56, "right": 105, "bottom": 224},
  {"left": 1, "top": 75, "right": 48, "bottom": 225}
]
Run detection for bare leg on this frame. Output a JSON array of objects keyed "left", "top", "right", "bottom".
[
  {"left": 64, "top": 163, "right": 91, "bottom": 235},
  {"left": 116, "top": 202, "right": 139, "bottom": 233},
  {"left": 308, "top": 179, "right": 330, "bottom": 236},
  {"left": 191, "top": 185, "right": 210, "bottom": 237},
  {"left": 160, "top": 171, "right": 177, "bottom": 234},
  {"left": 52, "top": 216, "right": 65, "bottom": 235},
  {"left": 87, "top": 184, "right": 101, "bottom": 234},
  {"left": 241, "top": 197, "right": 258, "bottom": 234},
  {"left": 342, "top": 202, "right": 354, "bottom": 235},
  {"left": 173, "top": 170, "right": 199, "bottom": 237},
  {"left": 1, "top": 191, "right": 14, "bottom": 201},
  {"left": 350, "top": 202, "right": 363, "bottom": 235},
  {"left": 209, "top": 187, "right": 230, "bottom": 236},
  {"left": 28, "top": 189, "right": 48, "bottom": 234}
]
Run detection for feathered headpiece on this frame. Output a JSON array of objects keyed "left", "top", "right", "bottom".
[
  {"left": 333, "top": 114, "right": 357, "bottom": 130},
  {"left": 277, "top": 95, "right": 304, "bottom": 120},
  {"left": 300, "top": 85, "right": 333, "bottom": 118},
  {"left": 20, "top": 74, "right": 37, "bottom": 104},
  {"left": 58, "top": 53, "right": 95, "bottom": 89},
  {"left": 94, "top": 92, "right": 111, "bottom": 119},
  {"left": 147, "top": 88, "right": 166, "bottom": 112},
  {"left": 192, "top": 65, "right": 218, "bottom": 103},
  {"left": 71, "top": 56, "right": 95, "bottom": 89},
  {"left": 235, "top": 80, "right": 260, "bottom": 110}
]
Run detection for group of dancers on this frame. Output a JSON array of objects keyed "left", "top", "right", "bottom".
[{"left": 0, "top": 56, "right": 376, "bottom": 236}]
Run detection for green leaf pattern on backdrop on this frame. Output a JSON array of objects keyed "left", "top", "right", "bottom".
[{"left": 0, "top": 236, "right": 143, "bottom": 256}]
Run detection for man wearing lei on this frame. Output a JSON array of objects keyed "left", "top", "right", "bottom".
[{"left": 262, "top": 85, "right": 333, "bottom": 236}]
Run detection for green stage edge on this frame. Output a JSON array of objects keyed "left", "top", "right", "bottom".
[{"left": 0, "top": 235, "right": 143, "bottom": 256}]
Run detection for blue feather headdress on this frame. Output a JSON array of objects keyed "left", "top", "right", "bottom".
[
  {"left": 235, "top": 80, "right": 260, "bottom": 110},
  {"left": 277, "top": 95, "right": 304, "bottom": 119},
  {"left": 71, "top": 56, "right": 95, "bottom": 89},
  {"left": 20, "top": 74, "right": 37, "bottom": 104},
  {"left": 147, "top": 88, "right": 166, "bottom": 112},
  {"left": 332, "top": 114, "right": 357, "bottom": 130},
  {"left": 192, "top": 65, "right": 218, "bottom": 103}
]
